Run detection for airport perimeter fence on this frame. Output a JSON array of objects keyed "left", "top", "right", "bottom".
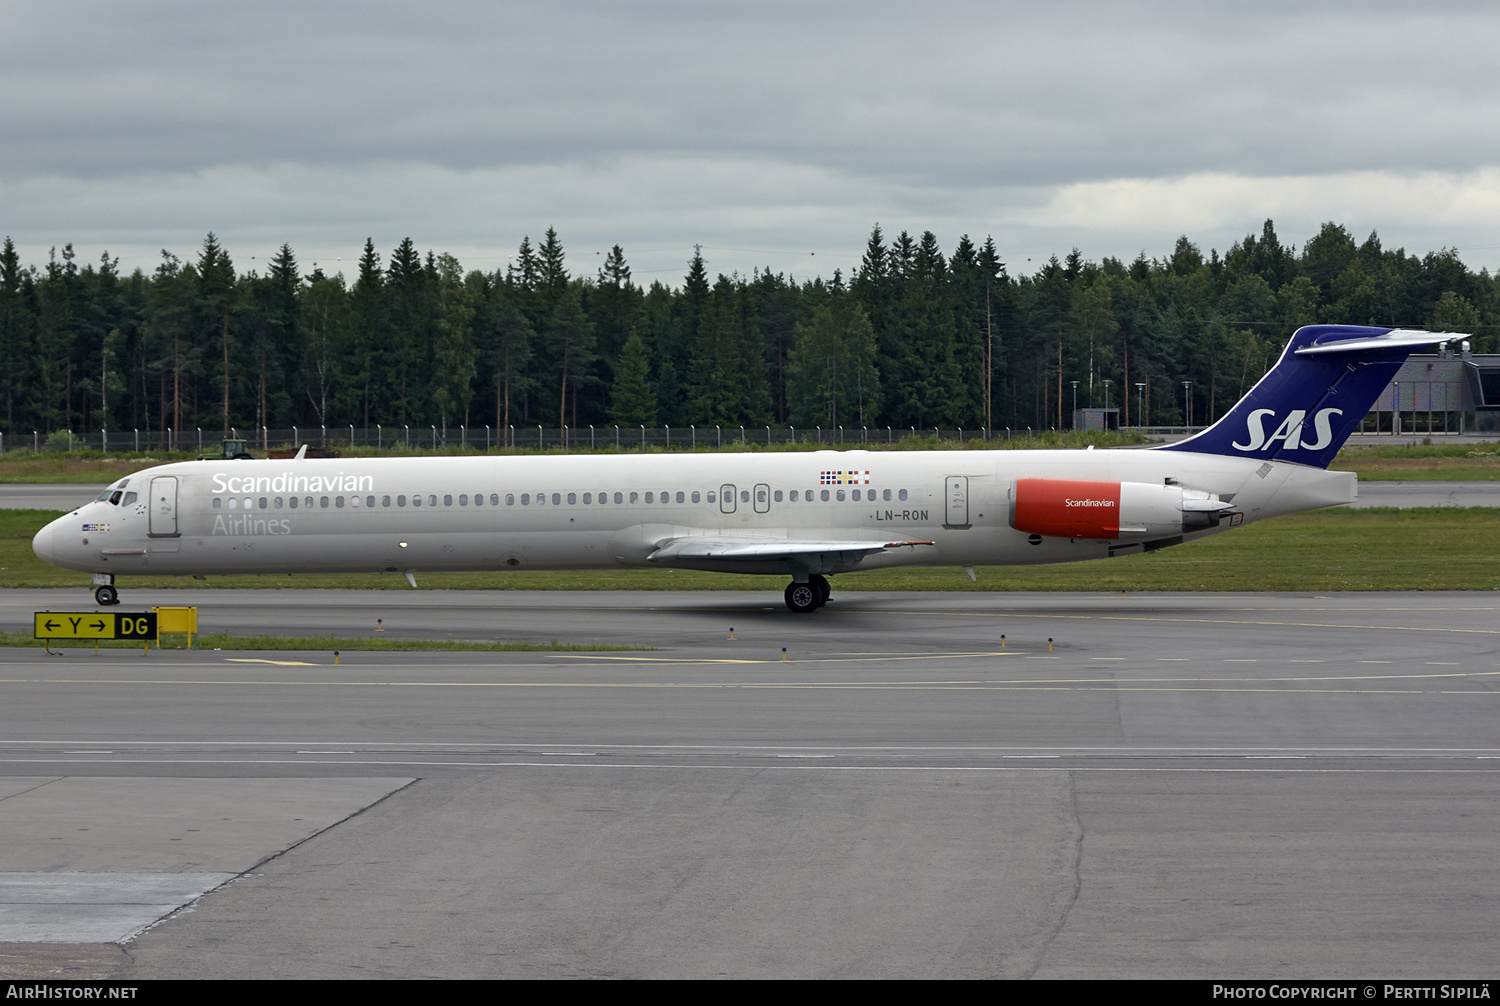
[
  {"left": 6, "top": 417, "right": 1492, "bottom": 456},
  {"left": 0, "top": 423, "right": 1196, "bottom": 456}
]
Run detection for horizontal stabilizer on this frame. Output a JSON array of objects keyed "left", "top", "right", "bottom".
[{"left": 1294, "top": 329, "right": 1464, "bottom": 356}]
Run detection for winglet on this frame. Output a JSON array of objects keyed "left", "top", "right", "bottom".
[{"left": 294, "top": 444, "right": 308, "bottom": 461}]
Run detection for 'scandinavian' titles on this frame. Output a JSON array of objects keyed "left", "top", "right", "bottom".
[{"left": 211, "top": 473, "right": 374, "bottom": 494}]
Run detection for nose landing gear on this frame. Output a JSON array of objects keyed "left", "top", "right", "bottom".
[{"left": 92, "top": 574, "right": 120, "bottom": 606}]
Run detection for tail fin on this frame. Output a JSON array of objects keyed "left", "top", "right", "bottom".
[{"left": 1158, "top": 325, "right": 1461, "bottom": 468}]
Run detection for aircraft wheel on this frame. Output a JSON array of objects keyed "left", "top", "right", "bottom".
[
  {"left": 784, "top": 581, "right": 820, "bottom": 614},
  {"left": 94, "top": 585, "right": 119, "bottom": 606},
  {"left": 809, "top": 574, "right": 831, "bottom": 607}
]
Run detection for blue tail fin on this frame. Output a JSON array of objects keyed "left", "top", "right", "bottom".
[{"left": 1158, "top": 325, "right": 1458, "bottom": 468}]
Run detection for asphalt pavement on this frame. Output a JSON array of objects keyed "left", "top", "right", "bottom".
[{"left": 0, "top": 588, "right": 1496, "bottom": 978}]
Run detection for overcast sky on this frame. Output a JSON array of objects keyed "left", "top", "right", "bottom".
[{"left": 4, "top": 1, "right": 1499, "bottom": 284}]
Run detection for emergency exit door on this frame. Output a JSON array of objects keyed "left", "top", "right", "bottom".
[{"left": 943, "top": 475, "right": 971, "bottom": 529}]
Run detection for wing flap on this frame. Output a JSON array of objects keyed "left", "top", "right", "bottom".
[{"left": 647, "top": 535, "right": 935, "bottom": 563}]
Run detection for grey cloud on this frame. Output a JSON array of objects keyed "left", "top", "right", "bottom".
[
  {"left": 5, "top": 1, "right": 1498, "bottom": 182},
  {"left": 4, "top": 1, "right": 1500, "bottom": 276}
]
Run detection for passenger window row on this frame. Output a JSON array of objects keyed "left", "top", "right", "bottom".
[{"left": 210, "top": 487, "right": 911, "bottom": 511}]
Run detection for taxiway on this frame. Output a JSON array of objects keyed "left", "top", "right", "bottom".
[{"left": 0, "top": 588, "right": 1496, "bottom": 978}]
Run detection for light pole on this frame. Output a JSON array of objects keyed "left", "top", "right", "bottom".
[
  {"left": 1070, "top": 380, "right": 1079, "bottom": 428},
  {"left": 1182, "top": 381, "right": 1193, "bottom": 429},
  {"left": 1103, "top": 379, "right": 1112, "bottom": 410},
  {"left": 1135, "top": 383, "right": 1144, "bottom": 427}
]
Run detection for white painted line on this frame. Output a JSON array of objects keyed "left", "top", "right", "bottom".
[{"left": 225, "top": 658, "right": 317, "bottom": 666}]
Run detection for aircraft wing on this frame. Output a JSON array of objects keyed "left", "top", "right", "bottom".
[{"left": 647, "top": 535, "right": 935, "bottom": 562}]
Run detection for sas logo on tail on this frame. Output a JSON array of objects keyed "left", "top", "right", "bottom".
[{"left": 1232, "top": 408, "right": 1342, "bottom": 452}]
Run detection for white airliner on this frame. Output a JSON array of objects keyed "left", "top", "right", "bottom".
[{"left": 32, "top": 326, "right": 1456, "bottom": 612}]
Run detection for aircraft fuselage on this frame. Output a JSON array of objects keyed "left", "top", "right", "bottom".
[{"left": 32, "top": 447, "right": 1353, "bottom": 581}]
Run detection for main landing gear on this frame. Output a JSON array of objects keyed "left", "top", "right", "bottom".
[{"left": 783, "top": 574, "right": 831, "bottom": 613}]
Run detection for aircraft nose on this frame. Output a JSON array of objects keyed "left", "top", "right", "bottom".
[{"left": 32, "top": 521, "right": 55, "bottom": 564}]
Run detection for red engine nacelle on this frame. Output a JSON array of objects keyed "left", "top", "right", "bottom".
[{"left": 1010, "top": 478, "right": 1230, "bottom": 540}]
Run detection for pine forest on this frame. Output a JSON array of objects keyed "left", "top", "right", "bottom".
[{"left": 0, "top": 221, "right": 1494, "bottom": 446}]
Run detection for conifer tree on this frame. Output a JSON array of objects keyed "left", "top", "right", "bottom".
[
  {"left": 429, "top": 253, "right": 476, "bottom": 432},
  {"left": 0, "top": 238, "right": 22, "bottom": 429},
  {"left": 349, "top": 239, "right": 385, "bottom": 427},
  {"left": 787, "top": 280, "right": 880, "bottom": 428},
  {"left": 260, "top": 243, "right": 299, "bottom": 429},
  {"left": 548, "top": 284, "right": 596, "bottom": 431},
  {"left": 679, "top": 250, "right": 715, "bottom": 420},
  {"left": 482, "top": 278, "right": 534, "bottom": 439},
  {"left": 536, "top": 226, "right": 569, "bottom": 319},
  {"left": 592, "top": 244, "right": 639, "bottom": 362},
  {"left": 385, "top": 238, "right": 427, "bottom": 424},
  {"left": 302, "top": 273, "right": 350, "bottom": 428},
  {"left": 197, "top": 233, "right": 236, "bottom": 431},
  {"left": 609, "top": 331, "right": 657, "bottom": 426}
]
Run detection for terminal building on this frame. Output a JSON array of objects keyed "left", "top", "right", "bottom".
[
  {"left": 1366, "top": 343, "right": 1500, "bottom": 434},
  {"left": 1101, "top": 343, "right": 1500, "bottom": 435}
]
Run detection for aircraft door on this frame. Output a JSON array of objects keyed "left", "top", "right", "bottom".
[
  {"left": 720, "top": 484, "right": 737, "bottom": 514},
  {"left": 754, "top": 483, "right": 770, "bottom": 514},
  {"left": 943, "top": 475, "right": 971, "bottom": 529},
  {"left": 149, "top": 476, "right": 180, "bottom": 537}
]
